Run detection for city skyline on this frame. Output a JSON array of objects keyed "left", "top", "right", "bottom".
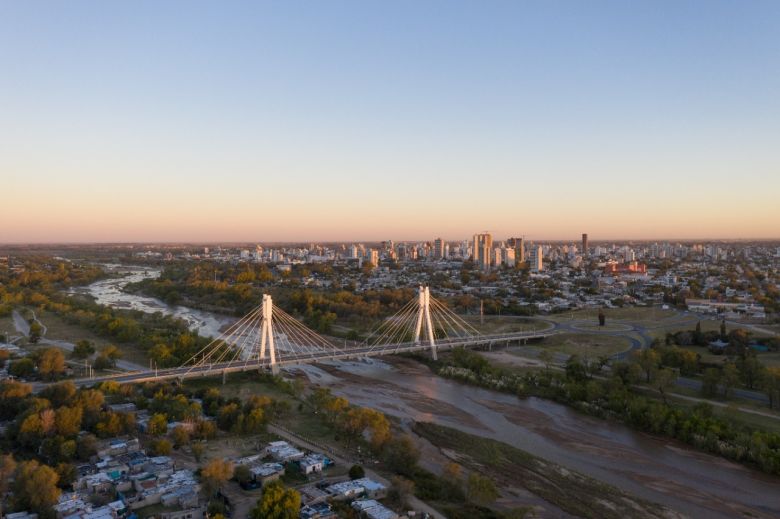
[{"left": 3, "top": 1, "right": 780, "bottom": 243}]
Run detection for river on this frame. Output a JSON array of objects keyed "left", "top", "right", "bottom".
[
  {"left": 73, "top": 267, "right": 780, "bottom": 518},
  {"left": 69, "top": 264, "right": 235, "bottom": 338}
]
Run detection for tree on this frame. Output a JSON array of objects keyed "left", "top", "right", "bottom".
[
  {"left": 12, "top": 460, "right": 61, "bottom": 515},
  {"left": 467, "top": 472, "right": 499, "bottom": 505},
  {"left": 28, "top": 321, "right": 42, "bottom": 344},
  {"left": 538, "top": 349, "right": 554, "bottom": 372},
  {"left": 701, "top": 368, "right": 721, "bottom": 398},
  {"left": 38, "top": 348, "right": 66, "bottom": 380},
  {"left": 382, "top": 435, "right": 419, "bottom": 476},
  {"left": 738, "top": 355, "right": 766, "bottom": 390},
  {"left": 762, "top": 367, "right": 780, "bottom": 410},
  {"left": 172, "top": 425, "right": 191, "bottom": 447},
  {"left": 150, "top": 439, "right": 172, "bottom": 456},
  {"left": 201, "top": 458, "right": 234, "bottom": 496},
  {"left": 9, "top": 357, "right": 35, "bottom": 379},
  {"left": 192, "top": 442, "right": 206, "bottom": 462},
  {"left": 442, "top": 462, "right": 463, "bottom": 484},
  {"left": 652, "top": 368, "right": 677, "bottom": 405},
  {"left": 147, "top": 413, "right": 168, "bottom": 436},
  {"left": 55, "top": 406, "right": 83, "bottom": 437},
  {"left": 234, "top": 464, "right": 252, "bottom": 486},
  {"left": 0, "top": 454, "right": 15, "bottom": 515},
  {"left": 720, "top": 319, "right": 727, "bottom": 340},
  {"left": 250, "top": 480, "right": 301, "bottom": 519},
  {"left": 722, "top": 363, "right": 740, "bottom": 399},
  {"left": 71, "top": 340, "right": 95, "bottom": 359},
  {"left": 634, "top": 348, "right": 660, "bottom": 383},
  {"left": 348, "top": 464, "right": 365, "bottom": 480}
]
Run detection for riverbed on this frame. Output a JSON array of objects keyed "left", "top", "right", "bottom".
[{"left": 72, "top": 267, "right": 780, "bottom": 518}]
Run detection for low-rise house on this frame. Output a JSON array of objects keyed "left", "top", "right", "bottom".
[
  {"left": 326, "top": 478, "right": 386, "bottom": 500},
  {"left": 250, "top": 462, "right": 285, "bottom": 487},
  {"left": 265, "top": 440, "right": 305, "bottom": 462},
  {"left": 300, "top": 502, "right": 337, "bottom": 519},
  {"left": 351, "top": 500, "right": 398, "bottom": 519},
  {"left": 299, "top": 454, "right": 325, "bottom": 475}
]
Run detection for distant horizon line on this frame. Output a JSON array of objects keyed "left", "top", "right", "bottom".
[{"left": 2, "top": 236, "right": 780, "bottom": 247}]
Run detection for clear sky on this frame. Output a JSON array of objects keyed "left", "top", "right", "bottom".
[{"left": 1, "top": 1, "right": 779, "bottom": 243}]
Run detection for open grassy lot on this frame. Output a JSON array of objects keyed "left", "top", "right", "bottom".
[
  {"left": 35, "top": 309, "right": 151, "bottom": 366},
  {"left": 537, "top": 333, "right": 631, "bottom": 358}
]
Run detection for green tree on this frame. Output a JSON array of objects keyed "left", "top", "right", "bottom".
[
  {"left": 234, "top": 464, "right": 252, "bottom": 486},
  {"left": 28, "top": 321, "right": 42, "bottom": 344},
  {"left": 382, "top": 435, "right": 419, "bottom": 476},
  {"left": 71, "top": 340, "right": 95, "bottom": 359},
  {"left": 250, "top": 480, "right": 301, "bottom": 519},
  {"left": 634, "top": 348, "right": 660, "bottom": 383},
  {"left": 722, "top": 363, "right": 740, "bottom": 399},
  {"left": 348, "top": 464, "right": 365, "bottom": 480},
  {"left": 701, "top": 368, "right": 721, "bottom": 398},
  {"left": 9, "top": 357, "right": 36, "bottom": 379},
  {"left": 652, "top": 368, "right": 677, "bottom": 405}
]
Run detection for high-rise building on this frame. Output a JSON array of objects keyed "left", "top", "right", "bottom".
[
  {"left": 472, "top": 233, "right": 493, "bottom": 270},
  {"left": 367, "top": 249, "right": 379, "bottom": 266},
  {"left": 509, "top": 237, "right": 524, "bottom": 265},
  {"left": 529, "top": 245, "right": 544, "bottom": 272},
  {"left": 434, "top": 238, "right": 445, "bottom": 259},
  {"left": 582, "top": 233, "right": 589, "bottom": 256}
]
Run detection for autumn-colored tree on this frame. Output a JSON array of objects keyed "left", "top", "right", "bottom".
[
  {"left": 171, "top": 425, "right": 191, "bottom": 447},
  {"left": 250, "top": 480, "right": 300, "bottom": 519},
  {"left": 12, "top": 460, "right": 61, "bottom": 515},
  {"left": 55, "top": 406, "right": 84, "bottom": 437},
  {"left": 200, "top": 458, "right": 234, "bottom": 496},
  {"left": 150, "top": 438, "right": 172, "bottom": 456},
  {"left": 147, "top": 413, "right": 168, "bottom": 436}
]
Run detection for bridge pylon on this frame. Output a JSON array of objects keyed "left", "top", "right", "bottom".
[
  {"left": 413, "top": 286, "right": 437, "bottom": 360},
  {"left": 259, "top": 294, "right": 279, "bottom": 374}
]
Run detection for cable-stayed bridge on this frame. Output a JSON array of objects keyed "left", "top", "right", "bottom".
[{"left": 67, "top": 287, "right": 556, "bottom": 388}]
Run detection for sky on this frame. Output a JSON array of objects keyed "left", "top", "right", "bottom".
[{"left": 1, "top": 1, "right": 779, "bottom": 243}]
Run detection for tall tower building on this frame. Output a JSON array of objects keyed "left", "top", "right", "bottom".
[
  {"left": 472, "top": 233, "right": 493, "bottom": 270},
  {"left": 434, "top": 238, "right": 445, "bottom": 259},
  {"left": 582, "top": 233, "right": 589, "bottom": 256},
  {"left": 511, "top": 237, "right": 525, "bottom": 264},
  {"left": 529, "top": 245, "right": 544, "bottom": 272}
]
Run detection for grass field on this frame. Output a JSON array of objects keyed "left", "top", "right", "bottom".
[
  {"left": 537, "top": 333, "right": 631, "bottom": 358},
  {"left": 35, "top": 309, "right": 151, "bottom": 366}
]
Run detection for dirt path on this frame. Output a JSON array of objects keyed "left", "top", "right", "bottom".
[{"left": 267, "top": 423, "right": 446, "bottom": 519}]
